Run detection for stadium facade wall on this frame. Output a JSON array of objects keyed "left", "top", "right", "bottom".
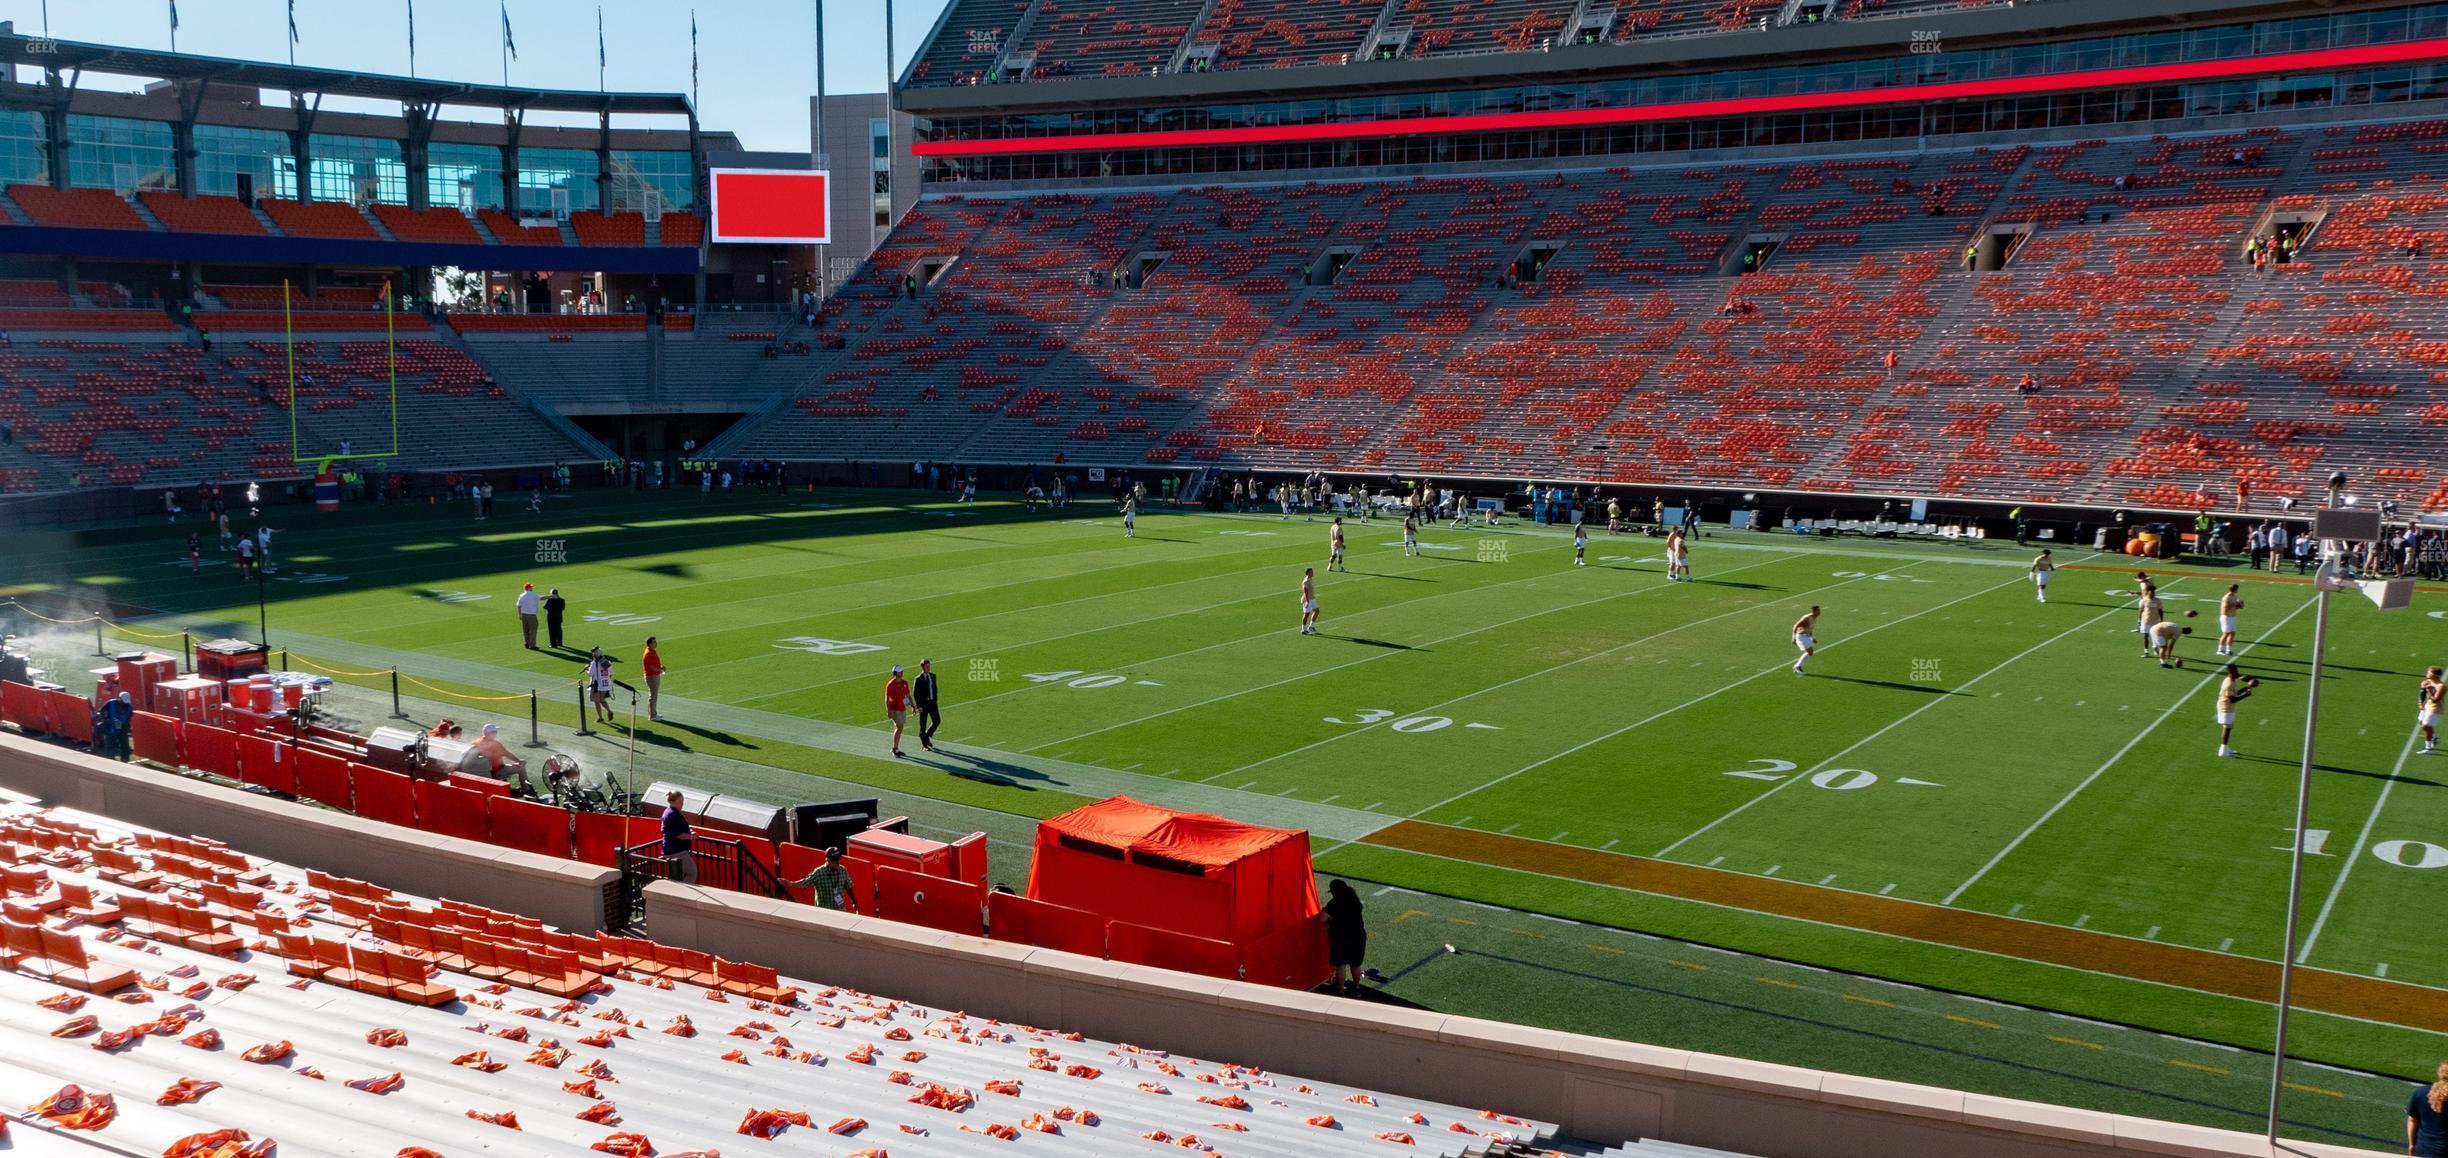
[
  {"left": 0, "top": 224, "right": 700, "bottom": 276},
  {"left": 646, "top": 881, "right": 2394, "bottom": 1158},
  {"left": 0, "top": 730, "right": 617, "bottom": 933}
]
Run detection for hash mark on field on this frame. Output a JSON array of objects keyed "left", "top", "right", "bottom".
[
  {"left": 2145, "top": 926, "right": 2160, "bottom": 940},
  {"left": 1550, "top": 831, "right": 1569, "bottom": 841},
  {"left": 1707, "top": 856, "right": 1726, "bottom": 867},
  {"left": 1277, "top": 787, "right": 1298, "bottom": 796},
  {"left": 2048, "top": 1036, "right": 2104, "bottom": 1051},
  {"left": 2007, "top": 903, "right": 2024, "bottom": 916},
  {"left": 1366, "top": 801, "right": 1387, "bottom": 811},
  {"left": 1763, "top": 864, "right": 1781, "bottom": 877},
  {"left": 1601, "top": 839, "right": 1620, "bottom": 851},
  {"left": 1584, "top": 943, "right": 1627, "bottom": 955},
  {"left": 2285, "top": 1082, "right": 2345, "bottom": 1099},
  {"left": 2073, "top": 701, "right": 2085, "bottom": 708},
  {"left": 1121, "top": 763, "right": 1141, "bottom": 771},
  {"left": 1666, "top": 960, "right": 1709, "bottom": 972},
  {"left": 2218, "top": 937, "right": 2234, "bottom": 952},
  {"left": 2074, "top": 914, "right": 2091, "bottom": 928},
  {"left": 1819, "top": 874, "right": 1837, "bottom": 885},
  {"left": 1878, "top": 883, "right": 1897, "bottom": 896},
  {"left": 2168, "top": 1059, "right": 2229, "bottom": 1076},
  {"left": 1320, "top": 795, "right": 1340, "bottom": 805},
  {"left": 1454, "top": 815, "right": 1472, "bottom": 826},
  {"left": 1756, "top": 976, "right": 1798, "bottom": 990},
  {"left": 2377, "top": 963, "right": 2390, "bottom": 978},
  {"left": 1947, "top": 1015, "right": 2000, "bottom": 1029},
  {"left": 1240, "top": 782, "right": 1261, "bottom": 791},
  {"left": 1499, "top": 823, "right": 1519, "bottom": 834},
  {"left": 1841, "top": 994, "right": 1895, "bottom": 1009}
]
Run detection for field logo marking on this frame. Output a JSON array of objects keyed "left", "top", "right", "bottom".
[
  {"left": 969, "top": 658, "right": 1001, "bottom": 682},
  {"left": 772, "top": 636, "right": 886, "bottom": 656},
  {"left": 2297, "top": 723, "right": 2431, "bottom": 962},
  {"left": 422, "top": 591, "right": 490, "bottom": 604},
  {"left": 535, "top": 538, "right": 567, "bottom": 564}
]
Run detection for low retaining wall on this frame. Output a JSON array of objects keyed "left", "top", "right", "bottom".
[
  {"left": 644, "top": 881, "right": 2392, "bottom": 1158},
  {"left": 0, "top": 731, "right": 617, "bottom": 933}
]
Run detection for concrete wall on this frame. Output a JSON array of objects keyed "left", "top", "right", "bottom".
[
  {"left": 644, "top": 882, "right": 2394, "bottom": 1158},
  {"left": 0, "top": 731, "right": 618, "bottom": 933}
]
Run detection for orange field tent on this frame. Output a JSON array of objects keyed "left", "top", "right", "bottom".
[{"left": 1026, "top": 796, "right": 1319, "bottom": 944}]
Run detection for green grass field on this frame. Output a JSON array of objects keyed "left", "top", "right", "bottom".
[{"left": 13, "top": 485, "right": 2448, "bottom": 1147}]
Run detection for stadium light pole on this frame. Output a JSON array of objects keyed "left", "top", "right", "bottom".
[
  {"left": 2265, "top": 473, "right": 2397, "bottom": 1142},
  {"left": 813, "top": 0, "right": 828, "bottom": 304}
]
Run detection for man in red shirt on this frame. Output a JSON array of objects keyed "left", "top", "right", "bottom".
[
  {"left": 641, "top": 636, "right": 667, "bottom": 722},
  {"left": 885, "top": 665, "right": 912, "bottom": 758}
]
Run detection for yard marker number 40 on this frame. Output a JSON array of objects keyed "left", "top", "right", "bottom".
[{"left": 1723, "top": 759, "right": 1941, "bottom": 791}]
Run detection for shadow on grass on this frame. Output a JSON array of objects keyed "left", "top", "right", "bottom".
[
  {"left": 1333, "top": 636, "right": 1421, "bottom": 651},
  {"left": 1812, "top": 675, "right": 1968, "bottom": 696}
]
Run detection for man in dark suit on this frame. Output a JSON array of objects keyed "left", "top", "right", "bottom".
[
  {"left": 542, "top": 587, "right": 568, "bottom": 649},
  {"left": 913, "top": 658, "right": 941, "bottom": 753}
]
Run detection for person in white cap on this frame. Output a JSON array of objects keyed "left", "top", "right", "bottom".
[
  {"left": 515, "top": 582, "right": 540, "bottom": 649},
  {"left": 470, "top": 722, "right": 523, "bottom": 779},
  {"left": 885, "top": 664, "right": 912, "bottom": 758}
]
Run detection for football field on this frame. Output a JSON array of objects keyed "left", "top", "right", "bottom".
[{"left": 17, "top": 485, "right": 2448, "bottom": 1135}]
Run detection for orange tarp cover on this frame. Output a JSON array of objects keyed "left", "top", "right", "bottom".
[{"left": 1026, "top": 796, "right": 1318, "bottom": 944}]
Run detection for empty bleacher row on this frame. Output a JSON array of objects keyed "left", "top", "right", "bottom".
[
  {"left": 0, "top": 327, "right": 599, "bottom": 491},
  {"left": 732, "top": 121, "right": 2448, "bottom": 511},
  {"left": 0, "top": 792, "right": 1554, "bottom": 1157},
  {"left": 4, "top": 184, "right": 700, "bottom": 249},
  {"left": 901, "top": 0, "right": 2021, "bottom": 84}
]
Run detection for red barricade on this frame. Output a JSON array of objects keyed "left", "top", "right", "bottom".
[
  {"left": 986, "top": 892, "right": 1108, "bottom": 959},
  {"left": 294, "top": 747, "right": 352, "bottom": 810},
  {"left": 0, "top": 680, "right": 49, "bottom": 733},
  {"left": 45, "top": 690, "right": 93, "bottom": 744},
  {"left": 1106, "top": 920, "right": 1239, "bottom": 982},
  {"left": 1241, "top": 913, "right": 1330, "bottom": 990},
  {"left": 349, "top": 764, "right": 415, "bottom": 828},
  {"left": 776, "top": 844, "right": 824, "bottom": 906},
  {"left": 237, "top": 735, "right": 294, "bottom": 795},
  {"left": 131, "top": 711, "right": 182, "bottom": 766},
  {"left": 575, "top": 812, "right": 661, "bottom": 867},
  {"left": 413, "top": 780, "right": 489, "bottom": 843},
  {"left": 873, "top": 865, "right": 984, "bottom": 937},
  {"left": 181, "top": 723, "right": 238, "bottom": 778},
  {"left": 488, "top": 796, "right": 574, "bottom": 859}
]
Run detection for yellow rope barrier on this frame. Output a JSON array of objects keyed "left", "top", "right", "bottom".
[
  {"left": 111, "top": 624, "right": 189, "bottom": 642},
  {"left": 398, "top": 673, "right": 549, "bottom": 703},
  {"left": 279, "top": 651, "right": 393, "bottom": 680},
  {"left": 0, "top": 599, "right": 102, "bottom": 626}
]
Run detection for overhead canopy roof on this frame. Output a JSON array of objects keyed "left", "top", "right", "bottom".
[{"left": 0, "top": 23, "right": 696, "bottom": 116}]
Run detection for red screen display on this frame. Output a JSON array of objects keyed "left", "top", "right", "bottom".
[{"left": 709, "top": 169, "right": 832, "bottom": 245}]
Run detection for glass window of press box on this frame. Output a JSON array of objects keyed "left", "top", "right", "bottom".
[
  {"left": 193, "top": 124, "right": 286, "bottom": 199},
  {"left": 0, "top": 109, "right": 46, "bottom": 186},
  {"left": 428, "top": 142, "right": 505, "bottom": 210},
  {"left": 608, "top": 150, "right": 691, "bottom": 211},
  {"left": 519, "top": 147, "right": 599, "bottom": 213},
  {"left": 278, "top": 134, "right": 407, "bottom": 204},
  {"left": 66, "top": 114, "right": 172, "bottom": 192}
]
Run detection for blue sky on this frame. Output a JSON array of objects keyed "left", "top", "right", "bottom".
[{"left": 0, "top": 0, "right": 953, "bottom": 151}]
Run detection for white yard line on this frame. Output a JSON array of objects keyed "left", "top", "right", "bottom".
[
  {"left": 2293, "top": 727, "right": 2426, "bottom": 964},
  {"left": 1940, "top": 592, "right": 2319, "bottom": 907},
  {"left": 1656, "top": 574, "right": 2137, "bottom": 861},
  {"left": 1194, "top": 553, "right": 1799, "bottom": 782}
]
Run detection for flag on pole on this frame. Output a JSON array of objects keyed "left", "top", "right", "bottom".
[
  {"left": 501, "top": 0, "right": 517, "bottom": 60},
  {"left": 406, "top": 0, "right": 416, "bottom": 75},
  {"left": 167, "top": 0, "right": 178, "bottom": 52},
  {"left": 597, "top": 4, "right": 606, "bottom": 91},
  {"left": 690, "top": 9, "right": 700, "bottom": 106},
  {"left": 287, "top": 0, "right": 299, "bottom": 45}
]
